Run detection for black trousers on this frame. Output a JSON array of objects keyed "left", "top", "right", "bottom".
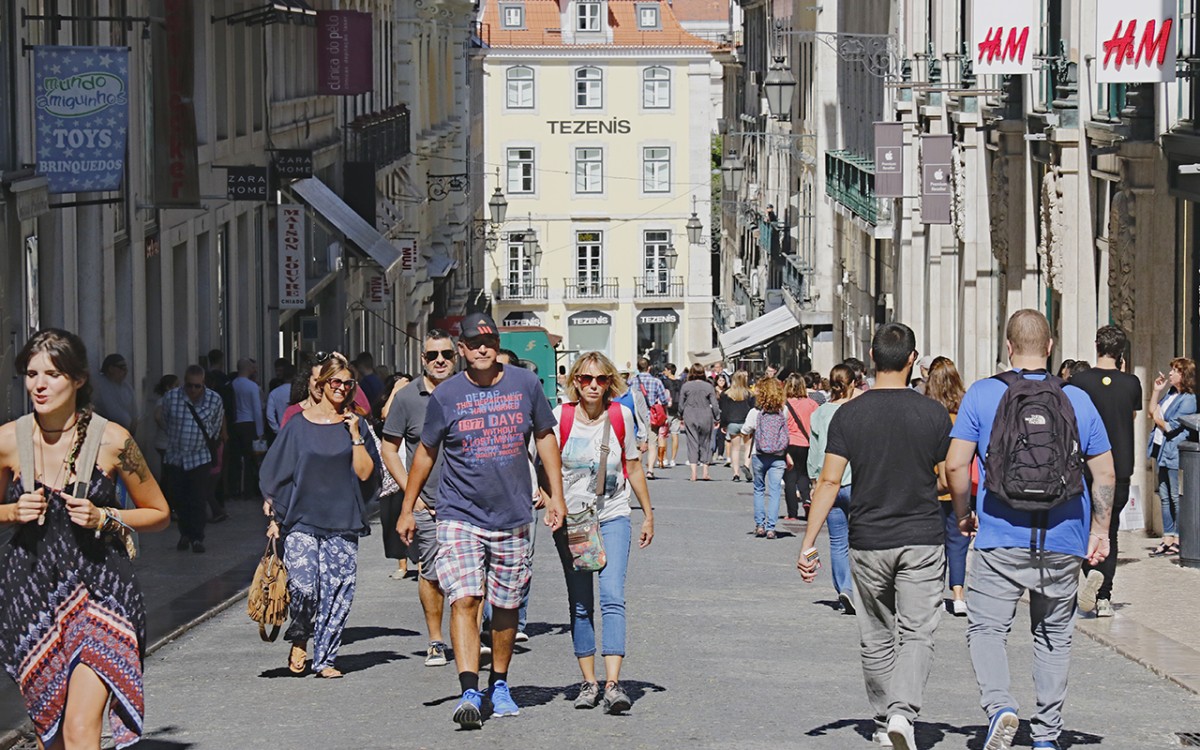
[
  {"left": 227, "top": 422, "right": 261, "bottom": 498},
  {"left": 378, "top": 492, "right": 413, "bottom": 562},
  {"left": 1083, "top": 478, "right": 1131, "bottom": 600},
  {"left": 783, "top": 445, "right": 810, "bottom": 518},
  {"left": 167, "top": 463, "right": 216, "bottom": 542}
]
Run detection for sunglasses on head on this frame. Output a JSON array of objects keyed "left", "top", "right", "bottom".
[
  {"left": 326, "top": 377, "right": 356, "bottom": 391},
  {"left": 575, "top": 374, "right": 611, "bottom": 387},
  {"left": 423, "top": 349, "right": 456, "bottom": 362},
  {"left": 314, "top": 351, "right": 332, "bottom": 364}
]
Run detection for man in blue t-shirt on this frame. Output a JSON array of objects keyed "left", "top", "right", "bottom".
[
  {"left": 945, "top": 310, "right": 1115, "bottom": 750},
  {"left": 398, "top": 313, "right": 566, "bottom": 729}
]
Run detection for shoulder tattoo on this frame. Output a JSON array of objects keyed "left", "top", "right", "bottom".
[{"left": 117, "top": 437, "right": 152, "bottom": 482}]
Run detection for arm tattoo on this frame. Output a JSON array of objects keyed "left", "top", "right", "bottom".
[
  {"left": 117, "top": 438, "right": 152, "bottom": 482},
  {"left": 1091, "top": 482, "right": 1115, "bottom": 526}
]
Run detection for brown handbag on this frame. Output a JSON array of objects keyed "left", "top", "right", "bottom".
[{"left": 247, "top": 538, "right": 290, "bottom": 642}]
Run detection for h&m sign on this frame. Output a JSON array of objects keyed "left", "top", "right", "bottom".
[
  {"left": 1096, "top": 0, "right": 1177, "bottom": 83},
  {"left": 972, "top": 0, "right": 1035, "bottom": 75}
]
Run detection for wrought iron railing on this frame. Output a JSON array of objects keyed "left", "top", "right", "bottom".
[
  {"left": 634, "top": 275, "right": 684, "bottom": 298},
  {"left": 564, "top": 276, "right": 619, "bottom": 300},
  {"left": 496, "top": 278, "right": 548, "bottom": 301},
  {"left": 344, "top": 104, "right": 411, "bottom": 166},
  {"left": 825, "top": 150, "right": 880, "bottom": 225}
]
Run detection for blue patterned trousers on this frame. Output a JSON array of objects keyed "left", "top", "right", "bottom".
[{"left": 283, "top": 532, "right": 358, "bottom": 672}]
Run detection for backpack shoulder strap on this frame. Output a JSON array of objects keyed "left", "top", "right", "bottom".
[
  {"left": 71, "top": 414, "right": 110, "bottom": 499},
  {"left": 559, "top": 403, "right": 576, "bottom": 450},
  {"left": 607, "top": 402, "right": 626, "bottom": 459},
  {"left": 991, "top": 370, "right": 1022, "bottom": 387},
  {"left": 15, "top": 414, "right": 36, "bottom": 493}
]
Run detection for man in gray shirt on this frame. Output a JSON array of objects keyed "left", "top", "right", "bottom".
[{"left": 381, "top": 329, "right": 457, "bottom": 667}]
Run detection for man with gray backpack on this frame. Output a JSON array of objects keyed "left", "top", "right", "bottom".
[{"left": 945, "top": 310, "right": 1115, "bottom": 750}]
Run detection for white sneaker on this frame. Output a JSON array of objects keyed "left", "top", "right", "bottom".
[
  {"left": 952, "top": 599, "right": 968, "bottom": 617},
  {"left": 1077, "top": 570, "right": 1103, "bottom": 613},
  {"left": 668, "top": 460, "right": 677, "bottom": 467},
  {"left": 887, "top": 715, "right": 916, "bottom": 750},
  {"left": 514, "top": 630, "right": 529, "bottom": 643},
  {"left": 479, "top": 644, "right": 492, "bottom": 657},
  {"left": 872, "top": 730, "right": 894, "bottom": 747},
  {"left": 1096, "top": 598, "right": 1114, "bottom": 617}
]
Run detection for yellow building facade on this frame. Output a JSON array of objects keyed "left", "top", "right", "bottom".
[{"left": 478, "top": 0, "right": 717, "bottom": 370}]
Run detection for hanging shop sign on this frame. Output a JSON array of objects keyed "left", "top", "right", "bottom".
[
  {"left": 151, "top": 0, "right": 200, "bottom": 205},
  {"left": 226, "top": 167, "right": 268, "bottom": 201},
  {"left": 363, "top": 271, "right": 390, "bottom": 311},
  {"left": 397, "top": 237, "right": 418, "bottom": 278},
  {"left": 920, "top": 135, "right": 953, "bottom": 226},
  {"left": 637, "top": 308, "right": 680, "bottom": 326},
  {"left": 972, "top": 0, "right": 1036, "bottom": 75},
  {"left": 278, "top": 204, "right": 307, "bottom": 309},
  {"left": 874, "top": 122, "right": 904, "bottom": 199},
  {"left": 568, "top": 310, "right": 612, "bottom": 326},
  {"left": 1096, "top": 0, "right": 1177, "bottom": 83},
  {"left": 33, "top": 46, "right": 129, "bottom": 194},
  {"left": 317, "top": 10, "right": 374, "bottom": 95},
  {"left": 273, "top": 150, "right": 313, "bottom": 179},
  {"left": 503, "top": 311, "right": 542, "bottom": 327}
]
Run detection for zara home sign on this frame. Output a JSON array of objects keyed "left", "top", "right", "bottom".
[
  {"left": 972, "top": 0, "right": 1035, "bottom": 75},
  {"left": 1096, "top": 0, "right": 1177, "bottom": 83}
]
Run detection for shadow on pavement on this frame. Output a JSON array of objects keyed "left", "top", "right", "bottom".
[
  {"left": 341, "top": 625, "right": 420, "bottom": 646},
  {"left": 807, "top": 718, "right": 1102, "bottom": 749},
  {"left": 336, "top": 649, "right": 410, "bottom": 674},
  {"left": 138, "top": 725, "right": 195, "bottom": 749},
  {"left": 521, "top": 621, "right": 571, "bottom": 638}
]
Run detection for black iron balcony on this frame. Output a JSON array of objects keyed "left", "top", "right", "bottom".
[
  {"left": 635, "top": 275, "right": 684, "bottom": 299},
  {"left": 564, "top": 276, "right": 619, "bottom": 300},
  {"left": 825, "top": 150, "right": 880, "bottom": 225},
  {"left": 344, "top": 104, "right": 411, "bottom": 167},
  {"left": 496, "top": 278, "right": 548, "bottom": 302}
]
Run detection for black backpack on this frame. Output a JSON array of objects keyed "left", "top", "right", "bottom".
[{"left": 983, "top": 370, "right": 1085, "bottom": 512}]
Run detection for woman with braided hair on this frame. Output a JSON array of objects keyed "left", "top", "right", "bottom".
[{"left": 0, "top": 329, "right": 169, "bottom": 749}]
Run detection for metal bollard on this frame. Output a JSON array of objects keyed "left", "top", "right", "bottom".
[{"left": 1176, "top": 415, "right": 1200, "bottom": 568}]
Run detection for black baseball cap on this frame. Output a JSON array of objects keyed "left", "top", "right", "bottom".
[{"left": 460, "top": 313, "right": 500, "bottom": 339}]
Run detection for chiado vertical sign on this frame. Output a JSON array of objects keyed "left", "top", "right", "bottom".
[{"left": 33, "top": 46, "right": 129, "bottom": 194}]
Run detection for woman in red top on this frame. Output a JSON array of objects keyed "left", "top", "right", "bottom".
[{"left": 783, "top": 373, "right": 819, "bottom": 520}]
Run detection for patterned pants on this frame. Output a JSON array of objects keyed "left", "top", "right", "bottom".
[{"left": 283, "top": 532, "right": 358, "bottom": 672}]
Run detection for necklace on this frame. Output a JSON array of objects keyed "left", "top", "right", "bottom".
[
  {"left": 35, "top": 421, "right": 77, "bottom": 494},
  {"left": 34, "top": 412, "right": 78, "bottom": 434}
]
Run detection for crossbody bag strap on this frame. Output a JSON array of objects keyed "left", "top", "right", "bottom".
[
  {"left": 594, "top": 408, "right": 611, "bottom": 500},
  {"left": 15, "top": 414, "right": 36, "bottom": 494},
  {"left": 786, "top": 401, "right": 809, "bottom": 441},
  {"left": 185, "top": 399, "right": 215, "bottom": 442},
  {"left": 71, "top": 414, "right": 110, "bottom": 499}
]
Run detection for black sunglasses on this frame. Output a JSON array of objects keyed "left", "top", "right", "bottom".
[
  {"left": 575, "top": 374, "right": 612, "bottom": 387},
  {"left": 327, "top": 378, "right": 356, "bottom": 391},
  {"left": 424, "top": 349, "right": 456, "bottom": 363},
  {"left": 314, "top": 351, "right": 332, "bottom": 363},
  {"left": 184, "top": 382, "right": 204, "bottom": 390}
]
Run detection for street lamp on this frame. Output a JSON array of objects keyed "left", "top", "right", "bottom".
[
  {"left": 523, "top": 213, "right": 542, "bottom": 266},
  {"left": 721, "top": 152, "right": 744, "bottom": 193},
  {"left": 763, "top": 57, "right": 796, "bottom": 120},
  {"left": 665, "top": 243, "right": 678, "bottom": 271},
  {"left": 686, "top": 196, "right": 704, "bottom": 244},
  {"left": 488, "top": 186, "right": 508, "bottom": 226}
]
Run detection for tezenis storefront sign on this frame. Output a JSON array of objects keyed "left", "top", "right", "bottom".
[{"left": 548, "top": 119, "right": 632, "bottom": 135}]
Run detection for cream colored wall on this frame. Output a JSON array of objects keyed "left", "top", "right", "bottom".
[{"left": 483, "top": 51, "right": 715, "bottom": 368}]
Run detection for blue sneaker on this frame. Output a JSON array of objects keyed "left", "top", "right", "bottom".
[
  {"left": 1032, "top": 742, "right": 1061, "bottom": 750},
  {"left": 488, "top": 680, "right": 520, "bottom": 717},
  {"left": 452, "top": 689, "right": 484, "bottom": 729},
  {"left": 984, "top": 708, "right": 1018, "bottom": 750}
]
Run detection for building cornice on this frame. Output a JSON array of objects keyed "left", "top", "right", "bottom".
[{"left": 483, "top": 47, "right": 716, "bottom": 60}]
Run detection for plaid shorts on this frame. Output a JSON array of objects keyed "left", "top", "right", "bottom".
[{"left": 435, "top": 519, "right": 532, "bottom": 609}]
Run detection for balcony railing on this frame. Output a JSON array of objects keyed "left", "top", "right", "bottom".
[
  {"left": 634, "top": 275, "right": 684, "bottom": 298},
  {"left": 825, "top": 150, "right": 882, "bottom": 226},
  {"left": 496, "top": 278, "right": 548, "bottom": 302},
  {"left": 344, "top": 104, "right": 411, "bottom": 166},
  {"left": 564, "top": 276, "right": 619, "bottom": 300},
  {"left": 781, "top": 253, "right": 810, "bottom": 308}
]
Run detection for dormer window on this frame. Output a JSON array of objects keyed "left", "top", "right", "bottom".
[
  {"left": 577, "top": 2, "right": 601, "bottom": 32},
  {"left": 636, "top": 3, "right": 660, "bottom": 29},
  {"left": 501, "top": 3, "right": 524, "bottom": 28}
]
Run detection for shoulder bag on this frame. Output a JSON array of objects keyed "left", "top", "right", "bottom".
[
  {"left": 564, "top": 407, "right": 611, "bottom": 572},
  {"left": 247, "top": 537, "right": 290, "bottom": 642},
  {"left": 786, "top": 401, "right": 810, "bottom": 441},
  {"left": 185, "top": 397, "right": 223, "bottom": 476}
]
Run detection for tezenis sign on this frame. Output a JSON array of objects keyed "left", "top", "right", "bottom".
[{"left": 548, "top": 119, "right": 632, "bottom": 135}]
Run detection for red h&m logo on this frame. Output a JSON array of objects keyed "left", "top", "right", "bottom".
[
  {"left": 977, "top": 26, "right": 1030, "bottom": 65},
  {"left": 1102, "top": 18, "right": 1173, "bottom": 71}
]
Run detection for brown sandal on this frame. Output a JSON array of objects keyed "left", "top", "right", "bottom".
[
  {"left": 288, "top": 644, "right": 307, "bottom": 674},
  {"left": 316, "top": 667, "right": 343, "bottom": 679}
]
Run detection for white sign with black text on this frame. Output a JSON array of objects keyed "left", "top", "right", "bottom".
[{"left": 278, "top": 204, "right": 307, "bottom": 309}]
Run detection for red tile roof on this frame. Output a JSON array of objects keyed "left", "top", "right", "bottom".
[
  {"left": 667, "top": 0, "right": 728, "bottom": 23},
  {"left": 480, "top": 0, "right": 716, "bottom": 48}
]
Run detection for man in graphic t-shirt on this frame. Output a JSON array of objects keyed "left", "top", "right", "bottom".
[
  {"left": 398, "top": 313, "right": 566, "bottom": 729},
  {"left": 1068, "top": 324, "right": 1141, "bottom": 617},
  {"left": 799, "top": 323, "right": 952, "bottom": 750}
]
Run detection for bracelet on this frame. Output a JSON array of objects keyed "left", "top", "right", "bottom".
[
  {"left": 1090, "top": 533, "right": 1109, "bottom": 541},
  {"left": 94, "top": 506, "right": 107, "bottom": 537},
  {"left": 351, "top": 438, "right": 366, "bottom": 446}
]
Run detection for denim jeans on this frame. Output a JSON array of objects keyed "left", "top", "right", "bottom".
[
  {"left": 752, "top": 453, "right": 786, "bottom": 531},
  {"left": 555, "top": 515, "right": 632, "bottom": 657},
  {"left": 941, "top": 502, "right": 970, "bottom": 589},
  {"left": 828, "top": 486, "right": 853, "bottom": 596},
  {"left": 1158, "top": 466, "right": 1181, "bottom": 536}
]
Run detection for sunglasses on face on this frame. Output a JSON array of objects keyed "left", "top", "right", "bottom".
[
  {"left": 184, "top": 383, "right": 204, "bottom": 391},
  {"left": 575, "top": 374, "right": 611, "bottom": 387},
  {"left": 424, "top": 349, "right": 456, "bottom": 362},
  {"left": 326, "top": 378, "right": 356, "bottom": 391},
  {"left": 462, "top": 337, "right": 499, "bottom": 351}
]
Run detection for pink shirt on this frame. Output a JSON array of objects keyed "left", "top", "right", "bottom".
[{"left": 785, "top": 397, "right": 819, "bottom": 447}]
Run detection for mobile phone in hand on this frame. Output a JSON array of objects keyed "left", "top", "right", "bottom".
[{"left": 802, "top": 546, "right": 821, "bottom": 570}]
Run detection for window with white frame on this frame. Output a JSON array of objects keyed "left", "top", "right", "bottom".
[
  {"left": 642, "top": 147, "right": 671, "bottom": 192},
  {"left": 643, "top": 230, "right": 672, "bottom": 293},
  {"left": 575, "top": 67, "right": 603, "bottom": 108},
  {"left": 576, "top": 232, "right": 603, "bottom": 293},
  {"left": 506, "top": 147, "right": 535, "bottom": 193},
  {"left": 507, "top": 236, "right": 535, "bottom": 297},
  {"left": 577, "top": 1, "right": 601, "bottom": 31},
  {"left": 506, "top": 66, "right": 534, "bottom": 109},
  {"left": 501, "top": 4, "right": 524, "bottom": 28},
  {"left": 574, "top": 148, "right": 603, "bottom": 193},
  {"left": 642, "top": 66, "right": 670, "bottom": 108},
  {"left": 637, "top": 3, "right": 660, "bottom": 29}
]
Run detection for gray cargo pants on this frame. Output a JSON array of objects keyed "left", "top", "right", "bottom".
[
  {"left": 966, "top": 547, "right": 1081, "bottom": 744},
  {"left": 849, "top": 545, "right": 946, "bottom": 730}
]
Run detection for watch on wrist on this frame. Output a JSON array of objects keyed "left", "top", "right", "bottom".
[{"left": 351, "top": 438, "right": 366, "bottom": 446}]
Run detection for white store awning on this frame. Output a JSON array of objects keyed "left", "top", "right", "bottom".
[
  {"left": 290, "top": 177, "right": 402, "bottom": 278},
  {"left": 718, "top": 305, "right": 801, "bottom": 357}
]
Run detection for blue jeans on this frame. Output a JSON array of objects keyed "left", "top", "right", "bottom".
[
  {"left": 555, "top": 516, "right": 632, "bottom": 657},
  {"left": 828, "top": 486, "right": 852, "bottom": 596},
  {"left": 941, "top": 502, "right": 969, "bottom": 588},
  {"left": 752, "top": 454, "right": 786, "bottom": 531},
  {"left": 1158, "top": 466, "right": 1181, "bottom": 536}
]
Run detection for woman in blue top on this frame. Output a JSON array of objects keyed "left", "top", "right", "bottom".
[
  {"left": 261, "top": 353, "right": 380, "bottom": 678},
  {"left": 1146, "top": 357, "right": 1197, "bottom": 557}
]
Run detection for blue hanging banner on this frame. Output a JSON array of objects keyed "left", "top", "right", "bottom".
[{"left": 33, "top": 46, "right": 129, "bottom": 194}]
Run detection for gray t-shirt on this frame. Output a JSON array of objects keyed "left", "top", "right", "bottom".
[{"left": 382, "top": 378, "right": 443, "bottom": 507}]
